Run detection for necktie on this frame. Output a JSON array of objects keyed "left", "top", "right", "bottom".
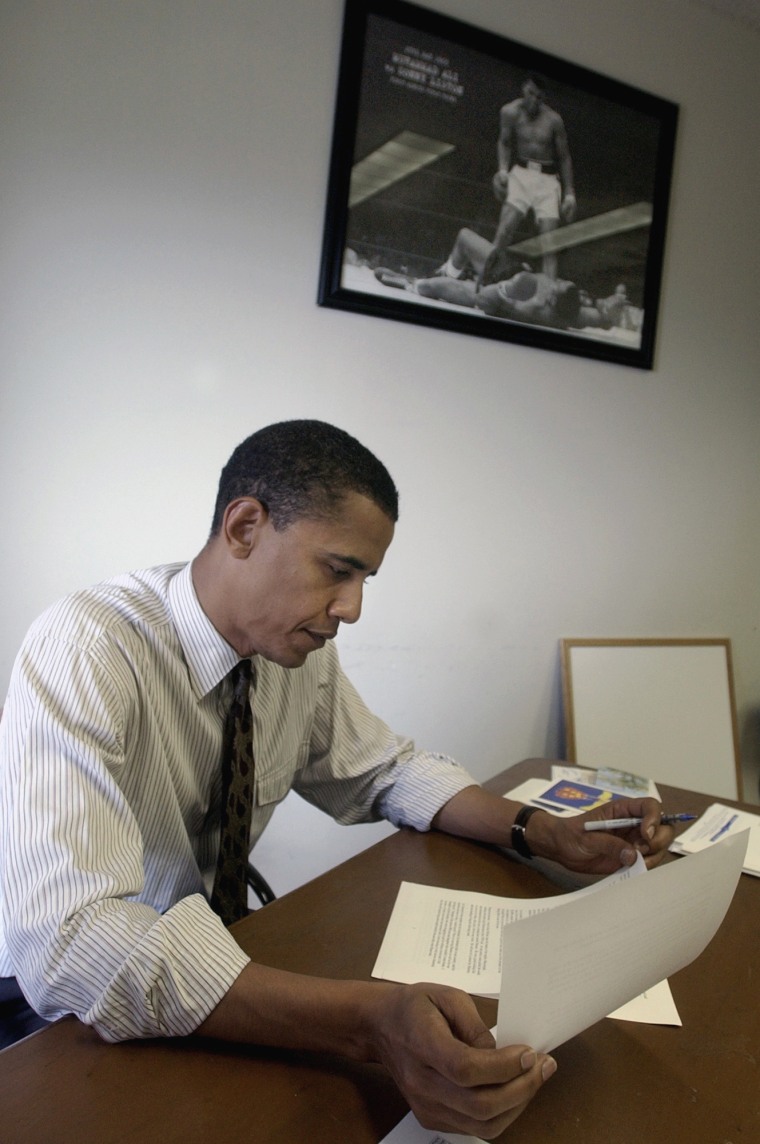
[{"left": 210, "top": 658, "right": 255, "bottom": 926}]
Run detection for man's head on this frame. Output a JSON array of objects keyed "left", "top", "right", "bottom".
[
  {"left": 197, "top": 421, "right": 398, "bottom": 666},
  {"left": 210, "top": 420, "right": 399, "bottom": 536},
  {"left": 521, "top": 76, "right": 547, "bottom": 116}
]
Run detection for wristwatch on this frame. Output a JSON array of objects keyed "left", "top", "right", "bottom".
[{"left": 511, "top": 805, "right": 544, "bottom": 860}]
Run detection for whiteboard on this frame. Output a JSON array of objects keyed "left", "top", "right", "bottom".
[{"left": 561, "top": 639, "right": 742, "bottom": 800}]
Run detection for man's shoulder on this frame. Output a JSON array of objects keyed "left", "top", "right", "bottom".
[
  {"left": 27, "top": 563, "right": 187, "bottom": 649},
  {"left": 500, "top": 97, "right": 522, "bottom": 119}
]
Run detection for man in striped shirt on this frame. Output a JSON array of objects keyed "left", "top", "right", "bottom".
[{"left": 0, "top": 420, "right": 673, "bottom": 1138}]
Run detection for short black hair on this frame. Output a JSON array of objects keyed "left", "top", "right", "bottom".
[
  {"left": 522, "top": 74, "right": 548, "bottom": 95},
  {"left": 210, "top": 420, "right": 399, "bottom": 535}
]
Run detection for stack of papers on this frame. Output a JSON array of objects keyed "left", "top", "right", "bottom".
[
  {"left": 503, "top": 765, "right": 659, "bottom": 817},
  {"left": 372, "top": 860, "right": 647, "bottom": 999},
  {"left": 670, "top": 803, "right": 760, "bottom": 875},
  {"left": 373, "top": 830, "right": 749, "bottom": 1035},
  {"left": 375, "top": 832, "right": 748, "bottom": 1144}
]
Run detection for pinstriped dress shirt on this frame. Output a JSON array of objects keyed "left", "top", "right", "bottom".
[{"left": 0, "top": 563, "right": 475, "bottom": 1041}]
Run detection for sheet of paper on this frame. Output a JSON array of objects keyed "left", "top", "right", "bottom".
[
  {"left": 379, "top": 1109, "right": 484, "bottom": 1144},
  {"left": 670, "top": 803, "right": 760, "bottom": 875},
  {"left": 373, "top": 859, "right": 645, "bottom": 997},
  {"left": 606, "top": 977, "right": 681, "bottom": 1025},
  {"left": 497, "top": 830, "right": 748, "bottom": 1053}
]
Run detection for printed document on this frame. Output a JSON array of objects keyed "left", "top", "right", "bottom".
[
  {"left": 372, "top": 857, "right": 646, "bottom": 997},
  {"left": 376, "top": 836, "right": 746, "bottom": 1144},
  {"left": 373, "top": 833, "right": 746, "bottom": 1048},
  {"left": 669, "top": 803, "right": 760, "bottom": 875}
]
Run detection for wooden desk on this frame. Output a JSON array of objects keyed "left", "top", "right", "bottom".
[{"left": 1, "top": 760, "right": 758, "bottom": 1143}]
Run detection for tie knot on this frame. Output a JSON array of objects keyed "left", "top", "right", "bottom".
[{"left": 230, "top": 658, "right": 253, "bottom": 702}]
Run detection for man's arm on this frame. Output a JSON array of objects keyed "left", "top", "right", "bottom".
[
  {"left": 196, "top": 960, "right": 556, "bottom": 1139},
  {"left": 474, "top": 284, "right": 550, "bottom": 325},
  {"left": 0, "top": 634, "right": 250, "bottom": 1040},
  {"left": 416, "top": 276, "right": 479, "bottom": 307},
  {"left": 552, "top": 114, "right": 576, "bottom": 222},
  {"left": 431, "top": 784, "right": 674, "bottom": 873},
  {"left": 493, "top": 103, "right": 516, "bottom": 201},
  {"left": 195, "top": 782, "right": 671, "bottom": 1134}
]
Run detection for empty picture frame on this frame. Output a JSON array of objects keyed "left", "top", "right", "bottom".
[{"left": 560, "top": 638, "right": 742, "bottom": 801}]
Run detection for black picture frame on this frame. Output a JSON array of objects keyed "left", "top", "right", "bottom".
[{"left": 318, "top": 0, "right": 679, "bottom": 369}]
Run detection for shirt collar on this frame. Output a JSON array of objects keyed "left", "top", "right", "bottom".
[{"left": 167, "top": 562, "right": 240, "bottom": 699}]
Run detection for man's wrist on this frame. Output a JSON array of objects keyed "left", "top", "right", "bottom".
[{"left": 511, "top": 805, "right": 546, "bottom": 859}]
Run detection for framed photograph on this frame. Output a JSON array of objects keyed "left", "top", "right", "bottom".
[{"left": 318, "top": 0, "right": 679, "bottom": 369}]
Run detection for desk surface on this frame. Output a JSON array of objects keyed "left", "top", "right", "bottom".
[{"left": 1, "top": 760, "right": 758, "bottom": 1143}]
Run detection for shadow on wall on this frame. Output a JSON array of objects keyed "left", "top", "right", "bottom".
[
  {"left": 740, "top": 705, "right": 760, "bottom": 802},
  {"left": 546, "top": 654, "right": 566, "bottom": 761}
]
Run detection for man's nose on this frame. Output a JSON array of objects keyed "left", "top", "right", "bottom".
[{"left": 328, "top": 580, "right": 363, "bottom": 624}]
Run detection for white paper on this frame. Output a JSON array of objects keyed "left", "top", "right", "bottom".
[
  {"left": 551, "top": 764, "right": 601, "bottom": 786},
  {"left": 670, "top": 803, "right": 760, "bottom": 875},
  {"left": 372, "top": 859, "right": 645, "bottom": 997},
  {"left": 379, "top": 1109, "right": 484, "bottom": 1144},
  {"left": 497, "top": 830, "right": 748, "bottom": 1053},
  {"left": 606, "top": 977, "right": 681, "bottom": 1025},
  {"left": 505, "top": 767, "right": 666, "bottom": 953}
]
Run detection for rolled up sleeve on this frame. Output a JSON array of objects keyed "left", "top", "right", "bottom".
[{"left": 293, "top": 643, "right": 476, "bottom": 831}]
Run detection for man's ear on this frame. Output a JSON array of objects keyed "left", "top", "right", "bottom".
[{"left": 221, "top": 498, "right": 270, "bottom": 559}]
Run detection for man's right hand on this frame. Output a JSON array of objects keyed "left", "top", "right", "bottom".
[
  {"left": 197, "top": 962, "right": 556, "bottom": 1139},
  {"left": 492, "top": 169, "right": 509, "bottom": 202}
]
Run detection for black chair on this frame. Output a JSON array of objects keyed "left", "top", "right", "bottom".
[{"left": 247, "top": 862, "right": 276, "bottom": 906}]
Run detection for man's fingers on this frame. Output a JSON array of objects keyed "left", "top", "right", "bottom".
[
  {"left": 371, "top": 983, "right": 558, "bottom": 1138},
  {"left": 410, "top": 1045, "right": 557, "bottom": 1140}
]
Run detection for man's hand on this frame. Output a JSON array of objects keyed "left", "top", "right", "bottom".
[
  {"left": 527, "top": 797, "right": 675, "bottom": 875},
  {"left": 432, "top": 785, "right": 675, "bottom": 877},
  {"left": 492, "top": 169, "right": 509, "bottom": 202},
  {"left": 367, "top": 982, "right": 556, "bottom": 1139},
  {"left": 560, "top": 191, "right": 577, "bottom": 222},
  {"left": 197, "top": 962, "right": 555, "bottom": 1140}
]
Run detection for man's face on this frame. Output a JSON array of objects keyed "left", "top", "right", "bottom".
[
  {"left": 223, "top": 491, "right": 394, "bottom": 667},
  {"left": 521, "top": 80, "right": 544, "bottom": 116}
]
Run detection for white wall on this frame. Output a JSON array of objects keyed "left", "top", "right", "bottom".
[{"left": 2, "top": 0, "right": 759, "bottom": 895}]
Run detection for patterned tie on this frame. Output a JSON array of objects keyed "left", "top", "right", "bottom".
[{"left": 210, "top": 658, "right": 255, "bottom": 926}]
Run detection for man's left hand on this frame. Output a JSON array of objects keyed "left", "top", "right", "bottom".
[
  {"left": 560, "top": 192, "right": 577, "bottom": 223},
  {"left": 527, "top": 798, "right": 674, "bottom": 875}
]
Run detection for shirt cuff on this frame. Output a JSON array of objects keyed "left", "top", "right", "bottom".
[
  {"left": 379, "top": 754, "right": 477, "bottom": 832},
  {"left": 86, "top": 894, "right": 251, "bottom": 1042}
]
